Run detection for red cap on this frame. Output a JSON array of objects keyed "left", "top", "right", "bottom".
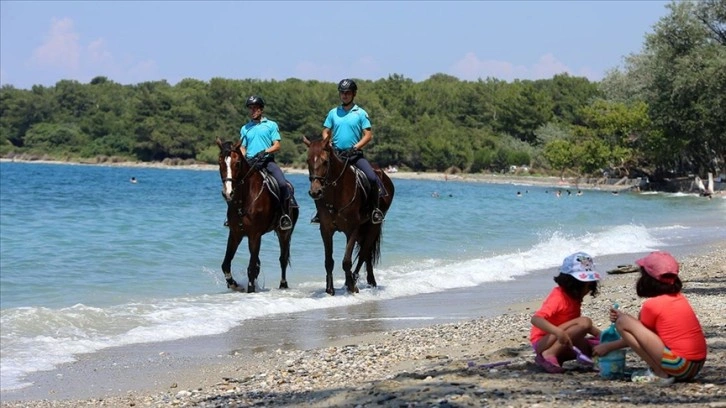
[{"left": 635, "top": 251, "right": 679, "bottom": 284}]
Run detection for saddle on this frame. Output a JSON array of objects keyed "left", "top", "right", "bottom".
[
  {"left": 335, "top": 150, "right": 375, "bottom": 200},
  {"left": 258, "top": 168, "right": 298, "bottom": 208}
]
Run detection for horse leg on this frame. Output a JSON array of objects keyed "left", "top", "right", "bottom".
[
  {"left": 365, "top": 256, "right": 377, "bottom": 287},
  {"left": 222, "top": 232, "right": 243, "bottom": 290},
  {"left": 246, "top": 235, "right": 262, "bottom": 293},
  {"left": 365, "top": 226, "right": 380, "bottom": 287},
  {"left": 321, "top": 229, "right": 335, "bottom": 296},
  {"left": 356, "top": 223, "right": 380, "bottom": 287},
  {"left": 277, "top": 229, "right": 291, "bottom": 289},
  {"left": 343, "top": 233, "right": 359, "bottom": 294}
]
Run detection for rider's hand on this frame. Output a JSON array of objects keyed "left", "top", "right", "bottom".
[{"left": 254, "top": 151, "right": 266, "bottom": 161}]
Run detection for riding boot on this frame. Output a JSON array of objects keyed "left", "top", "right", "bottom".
[
  {"left": 280, "top": 196, "right": 295, "bottom": 231},
  {"left": 377, "top": 179, "right": 389, "bottom": 197},
  {"left": 279, "top": 197, "right": 293, "bottom": 231},
  {"left": 371, "top": 188, "right": 384, "bottom": 224}
]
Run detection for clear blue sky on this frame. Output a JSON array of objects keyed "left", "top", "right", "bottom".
[{"left": 0, "top": 1, "right": 671, "bottom": 89}]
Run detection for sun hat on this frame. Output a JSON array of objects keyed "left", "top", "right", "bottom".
[
  {"left": 560, "top": 252, "right": 601, "bottom": 282},
  {"left": 635, "top": 251, "right": 679, "bottom": 283}
]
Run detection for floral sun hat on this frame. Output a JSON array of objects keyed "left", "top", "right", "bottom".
[{"left": 560, "top": 252, "right": 601, "bottom": 282}]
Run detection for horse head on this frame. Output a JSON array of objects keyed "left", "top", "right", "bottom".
[
  {"left": 303, "top": 136, "right": 341, "bottom": 200},
  {"left": 216, "top": 138, "right": 246, "bottom": 202}
]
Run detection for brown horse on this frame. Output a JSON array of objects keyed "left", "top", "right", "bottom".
[
  {"left": 216, "top": 138, "right": 299, "bottom": 293},
  {"left": 302, "top": 136, "right": 395, "bottom": 295}
]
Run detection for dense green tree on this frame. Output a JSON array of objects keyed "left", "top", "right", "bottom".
[
  {"left": 601, "top": 0, "right": 726, "bottom": 177},
  {"left": 1, "top": 2, "right": 723, "bottom": 182}
]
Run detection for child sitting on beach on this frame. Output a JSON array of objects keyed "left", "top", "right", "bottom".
[
  {"left": 593, "top": 251, "right": 707, "bottom": 385},
  {"left": 530, "top": 252, "right": 602, "bottom": 373}
]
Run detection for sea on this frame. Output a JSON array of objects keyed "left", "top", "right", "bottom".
[{"left": 1, "top": 161, "right": 724, "bottom": 392}]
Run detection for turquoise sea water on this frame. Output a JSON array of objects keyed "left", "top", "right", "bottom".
[{"left": 1, "top": 161, "right": 724, "bottom": 391}]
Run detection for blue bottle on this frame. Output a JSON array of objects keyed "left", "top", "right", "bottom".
[{"left": 598, "top": 303, "right": 626, "bottom": 378}]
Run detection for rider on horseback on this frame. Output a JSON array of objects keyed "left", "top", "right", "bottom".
[
  {"left": 240, "top": 95, "right": 294, "bottom": 231},
  {"left": 311, "top": 79, "right": 386, "bottom": 225}
]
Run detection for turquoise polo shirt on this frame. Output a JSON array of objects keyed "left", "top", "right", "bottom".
[
  {"left": 240, "top": 118, "right": 281, "bottom": 159},
  {"left": 323, "top": 104, "right": 371, "bottom": 150}
]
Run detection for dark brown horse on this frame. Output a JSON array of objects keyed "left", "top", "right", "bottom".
[
  {"left": 302, "top": 136, "right": 395, "bottom": 295},
  {"left": 216, "top": 138, "right": 299, "bottom": 293}
]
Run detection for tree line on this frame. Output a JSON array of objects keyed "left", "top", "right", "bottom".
[{"left": 1, "top": 1, "right": 723, "bottom": 181}]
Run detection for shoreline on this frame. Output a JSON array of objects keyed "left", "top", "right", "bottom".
[
  {"left": 1, "top": 157, "right": 641, "bottom": 192},
  {"left": 2, "top": 242, "right": 724, "bottom": 407}
]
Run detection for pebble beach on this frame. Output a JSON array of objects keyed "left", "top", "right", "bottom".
[{"left": 2, "top": 242, "right": 724, "bottom": 408}]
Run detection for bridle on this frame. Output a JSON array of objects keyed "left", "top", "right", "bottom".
[
  {"left": 308, "top": 146, "right": 348, "bottom": 194},
  {"left": 220, "top": 149, "right": 258, "bottom": 199},
  {"left": 308, "top": 145, "right": 361, "bottom": 215}
]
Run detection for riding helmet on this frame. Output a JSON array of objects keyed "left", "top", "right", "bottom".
[
  {"left": 337, "top": 79, "right": 358, "bottom": 92},
  {"left": 245, "top": 95, "right": 265, "bottom": 108}
]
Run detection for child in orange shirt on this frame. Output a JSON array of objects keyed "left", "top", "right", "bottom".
[
  {"left": 530, "top": 252, "right": 602, "bottom": 373},
  {"left": 593, "top": 251, "right": 707, "bottom": 385}
]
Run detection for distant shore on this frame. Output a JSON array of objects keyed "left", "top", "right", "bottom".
[{"left": 1, "top": 157, "right": 640, "bottom": 192}]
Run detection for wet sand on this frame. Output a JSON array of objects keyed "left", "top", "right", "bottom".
[{"left": 2, "top": 243, "right": 725, "bottom": 407}]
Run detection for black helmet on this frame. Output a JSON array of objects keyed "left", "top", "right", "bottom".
[
  {"left": 245, "top": 95, "right": 265, "bottom": 108},
  {"left": 337, "top": 79, "right": 358, "bottom": 92}
]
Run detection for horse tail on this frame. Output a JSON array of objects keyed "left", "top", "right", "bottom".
[{"left": 371, "top": 226, "right": 382, "bottom": 267}]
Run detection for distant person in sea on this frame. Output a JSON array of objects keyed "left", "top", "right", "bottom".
[
  {"left": 238, "top": 95, "right": 294, "bottom": 231},
  {"left": 310, "top": 78, "right": 385, "bottom": 225},
  {"left": 516, "top": 191, "right": 522, "bottom": 197},
  {"left": 592, "top": 251, "right": 706, "bottom": 385},
  {"left": 130, "top": 177, "right": 137, "bottom": 184},
  {"left": 530, "top": 252, "right": 602, "bottom": 373}
]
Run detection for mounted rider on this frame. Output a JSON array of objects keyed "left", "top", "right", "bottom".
[
  {"left": 240, "top": 95, "right": 294, "bottom": 231},
  {"left": 311, "top": 78, "right": 386, "bottom": 225}
]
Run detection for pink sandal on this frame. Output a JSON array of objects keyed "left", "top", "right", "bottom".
[{"left": 535, "top": 354, "right": 565, "bottom": 373}]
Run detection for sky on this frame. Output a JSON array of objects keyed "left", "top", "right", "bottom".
[{"left": 0, "top": 1, "right": 672, "bottom": 89}]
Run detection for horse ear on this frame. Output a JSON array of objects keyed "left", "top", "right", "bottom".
[
  {"left": 215, "top": 138, "right": 223, "bottom": 148},
  {"left": 302, "top": 135, "right": 311, "bottom": 147},
  {"left": 233, "top": 140, "right": 242, "bottom": 151}
]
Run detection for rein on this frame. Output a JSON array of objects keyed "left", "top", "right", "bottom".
[
  {"left": 310, "top": 149, "right": 359, "bottom": 212},
  {"left": 222, "top": 153, "right": 265, "bottom": 203}
]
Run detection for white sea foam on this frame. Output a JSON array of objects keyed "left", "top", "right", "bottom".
[{"left": 0, "top": 223, "right": 665, "bottom": 391}]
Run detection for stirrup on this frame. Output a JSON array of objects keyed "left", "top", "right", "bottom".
[
  {"left": 371, "top": 209, "right": 384, "bottom": 224},
  {"left": 279, "top": 214, "right": 292, "bottom": 230},
  {"left": 310, "top": 214, "right": 320, "bottom": 224}
]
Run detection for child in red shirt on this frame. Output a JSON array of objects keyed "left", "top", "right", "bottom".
[
  {"left": 593, "top": 251, "right": 707, "bottom": 385},
  {"left": 531, "top": 252, "right": 603, "bottom": 373}
]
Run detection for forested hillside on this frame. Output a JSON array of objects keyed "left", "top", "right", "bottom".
[{"left": 1, "top": 1, "right": 723, "bottom": 181}]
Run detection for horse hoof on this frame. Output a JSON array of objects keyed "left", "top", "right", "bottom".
[
  {"left": 247, "top": 284, "right": 255, "bottom": 293},
  {"left": 326, "top": 288, "right": 335, "bottom": 296},
  {"left": 279, "top": 281, "right": 289, "bottom": 289}
]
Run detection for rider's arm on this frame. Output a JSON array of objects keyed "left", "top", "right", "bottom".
[
  {"left": 266, "top": 140, "right": 281, "bottom": 154},
  {"left": 321, "top": 127, "right": 331, "bottom": 142},
  {"left": 355, "top": 128, "right": 372, "bottom": 150}
]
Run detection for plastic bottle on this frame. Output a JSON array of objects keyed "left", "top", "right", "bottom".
[{"left": 598, "top": 303, "right": 626, "bottom": 378}]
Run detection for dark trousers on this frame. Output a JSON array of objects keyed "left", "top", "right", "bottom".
[
  {"left": 263, "top": 160, "right": 290, "bottom": 202},
  {"left": 349, "top": 156, "right": 384, "bottom": 194}
]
